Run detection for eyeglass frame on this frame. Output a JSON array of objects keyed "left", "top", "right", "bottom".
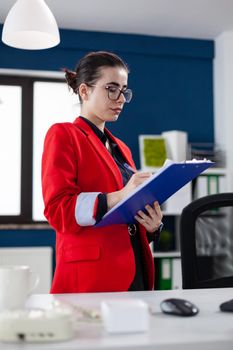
[{"left": 86, "top": 83, "right": 133, "bottom": 103}]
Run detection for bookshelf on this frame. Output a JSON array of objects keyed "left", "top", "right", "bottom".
[
  {"left": 150, "top": 166, "right": 227, "bottom": 290},
  {"left": 138, "top": 133, "right": 228, "bottom": 290}
]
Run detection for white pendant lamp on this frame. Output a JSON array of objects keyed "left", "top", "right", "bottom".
[{"left": 2, "top": 0, "right": 60, "bottom": 50}]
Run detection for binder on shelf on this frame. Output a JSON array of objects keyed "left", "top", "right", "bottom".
[
  {"left": 155, "top": 257, "right": 182, "bottom": 290},
  {"left": 171, "top": 258, "right": 182, "bottom": 290},
  {"left": 207, "top": 175, "right": 219, "bottom": 195},
  {"left": 96, "top": 159, "right": 214, "bottom": 228},
  {"left": 158, "top": 258, "right": 172, "bottom": 290},
  {"left": 193, "top": 176, "right": 209, "bottom": 199},
  {"left": 193, "top": 173, "right": 226, "bottom": 200}
]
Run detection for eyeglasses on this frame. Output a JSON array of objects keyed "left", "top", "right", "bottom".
[
  {"left": 105, "top": 85, "right": 132, "bottom": 103},
  {"left": 88, "top": 84, "right": 133, "bottom": 103}
]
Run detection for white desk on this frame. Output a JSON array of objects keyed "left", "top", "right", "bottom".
[{"left": 1, "top": 288, "right": 233, "bottom": 350}]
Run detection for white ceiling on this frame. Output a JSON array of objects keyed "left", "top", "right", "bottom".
[{"left": 1, "top": 0, "right": 233, "bottom": 40}]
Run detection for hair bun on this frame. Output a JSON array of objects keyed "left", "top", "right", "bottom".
[{"left": 62, "top": 68, "right": 77, "bottom": 93}]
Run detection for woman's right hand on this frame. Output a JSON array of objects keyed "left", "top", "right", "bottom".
[
  {"left": 106, "top": 171, "right": 152, "bottom": 210},
  {"left": 120, "top": 171, "right": 152, "bottom": 198}
]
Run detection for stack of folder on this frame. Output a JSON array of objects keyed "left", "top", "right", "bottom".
[
  {"left": 155, "top": 257, "right": 182, "bottom": 290},
  {"left": 190, "top": 143, "right": 225, "bottom": 167}
]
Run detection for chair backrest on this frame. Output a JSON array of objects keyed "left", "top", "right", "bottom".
[{"left": 180, "top": 192, "right": 233, "bottom": 289}]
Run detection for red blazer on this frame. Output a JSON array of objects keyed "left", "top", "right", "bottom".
[{"left": 42, "top": 117, "right": 154, "bottom": 293}]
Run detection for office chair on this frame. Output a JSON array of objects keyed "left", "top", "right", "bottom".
[{"left": 180, "top": 192, "right": 233, "bottom": 289}]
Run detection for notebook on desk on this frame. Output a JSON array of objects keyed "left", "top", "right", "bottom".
[{"left": 95, "top": 159, "right": 214, "bottom": 228}]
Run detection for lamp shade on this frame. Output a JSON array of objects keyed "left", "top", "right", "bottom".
[{"left": 2, "top": 0, "right": 60, "bottom": 50}]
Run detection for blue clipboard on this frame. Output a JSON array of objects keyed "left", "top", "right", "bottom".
[{"left": 95, "top": 161, "right": 214, "bottom": 228}]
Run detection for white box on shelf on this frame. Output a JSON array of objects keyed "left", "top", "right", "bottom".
[
  {"left": 162, "top": 130, "right": 188, "bottom": 162},
  {"left": 101, "top": 299, "right": 149, "bottom": 334}
]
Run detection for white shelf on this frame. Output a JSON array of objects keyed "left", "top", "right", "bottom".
[
  {"left": 162, "top": 211, "right": 182, "bottom": 216},
  {"left": 153, "top": 251, "right": 181, "bottom": 258},
  {"left": 201, "top": 167, "right": 226, "bottom": 175},
  {"left": 142, "top": 167, "right": 226, "bottom": 175}
]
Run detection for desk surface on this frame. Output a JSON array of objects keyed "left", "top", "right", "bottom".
[{"left": 1, "top": 288, "right": 233, "bottom": 350}]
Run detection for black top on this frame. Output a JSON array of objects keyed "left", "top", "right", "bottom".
[{"left": 79, "top": 116, "right": 147, "bottom": 290}]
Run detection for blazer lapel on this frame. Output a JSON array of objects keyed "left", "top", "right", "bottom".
[
  {"left": 105, "top": 128, "right": 135, "bottom": 169},
  {"left": 73, "top": 118, "right": 124, "bottom": 189}
]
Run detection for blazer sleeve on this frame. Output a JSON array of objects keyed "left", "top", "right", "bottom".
[{"left": 42, "top": 123, "right": 82, "bottom": 233}]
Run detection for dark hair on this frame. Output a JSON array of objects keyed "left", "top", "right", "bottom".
[{"left": 63, "top": 51, "right": 129, "bottom": 102}]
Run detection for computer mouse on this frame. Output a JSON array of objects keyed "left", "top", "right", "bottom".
[
  {"left": 160, "top": 298, "right": 199, "bottom": 317},
  {"left": 220, "top": 299, "right": 233, "bottom": 312}
]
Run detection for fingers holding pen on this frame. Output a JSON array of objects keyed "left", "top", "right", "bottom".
[
  {"left": 121, "top": 171, "right": 152, "bottom": 198},
  {"left": 130, "top": 171, "right": 152, "bottom": 186}
]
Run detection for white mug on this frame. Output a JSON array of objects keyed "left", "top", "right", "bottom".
[{"left": 0, "top": 265, "right": 39, "bottom": 310}]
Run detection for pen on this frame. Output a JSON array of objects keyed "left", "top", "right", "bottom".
[{"left": 124, "top": 163, "right": 137, "bottom": 173}]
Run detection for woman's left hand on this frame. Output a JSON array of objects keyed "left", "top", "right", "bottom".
[{"left": 134, "top": 201, "right": 163, "bottom": 233}]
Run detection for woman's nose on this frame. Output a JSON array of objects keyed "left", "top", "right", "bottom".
[{"left": 118, "top": 92, "right": 126, "bottom": 103}]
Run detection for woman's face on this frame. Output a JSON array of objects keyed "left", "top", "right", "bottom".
[{"left": 82, "top": 66, "right": 129, "bottom": 126}]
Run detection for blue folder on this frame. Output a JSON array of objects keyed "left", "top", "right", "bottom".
[{"left": 95, "top": 161, "right": 214, "bottom": 228}]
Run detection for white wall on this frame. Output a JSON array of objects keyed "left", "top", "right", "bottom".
[{"left": 214, "top": 31, "right": 233, "bottom": 191}]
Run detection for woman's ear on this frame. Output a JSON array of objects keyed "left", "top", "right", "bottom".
[{"left": 79, "top": 83, "right": 90, "bottom": 101}]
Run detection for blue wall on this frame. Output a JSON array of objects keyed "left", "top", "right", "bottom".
[
  {"left": 0, "top": 26, "right": 214, "bottom": 168},
  {"left": 0, "top": 27, "right": 214, "bottom": 251}
]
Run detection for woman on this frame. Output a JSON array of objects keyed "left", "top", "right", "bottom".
[{"left": 42, "top": 51, "right": 163, "bottom": 293}]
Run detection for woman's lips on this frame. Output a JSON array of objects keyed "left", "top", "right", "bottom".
[{"left": 111, "top": 108, "right": 122, "bottom": 113}]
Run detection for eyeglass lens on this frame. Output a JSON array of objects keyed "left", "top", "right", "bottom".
[{"left": 107, "top": 87, "right": 132, "bottom": 103}]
